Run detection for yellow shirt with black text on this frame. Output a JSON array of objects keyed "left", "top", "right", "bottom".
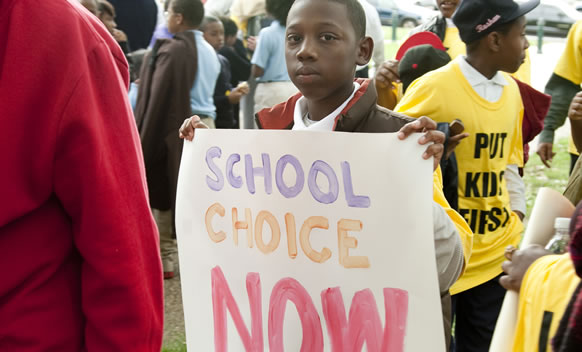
[
  {"left": 395, "top": 61, "right": 524, "bottom": 294},
  {"left": 512, "top": 254, "right": 580, "bottom": 352}
]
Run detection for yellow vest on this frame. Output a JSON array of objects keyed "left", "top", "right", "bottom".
[{"left": 395, "top": 61, "right": 525, "bottom": 293}]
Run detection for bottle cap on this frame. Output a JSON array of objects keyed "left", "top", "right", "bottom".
[{"left": 554, "top": 217, "right": 571, "bottom": 230}]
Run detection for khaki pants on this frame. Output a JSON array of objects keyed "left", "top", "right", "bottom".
[
  {"left": 254, "top": 81, "right": 298, "bottom": 114},
  {"left": 152, "top": 209, "right": 178, "bottom": 274},
  {"left": 200, "top": 116, "right": 216, "bottom": 129}
]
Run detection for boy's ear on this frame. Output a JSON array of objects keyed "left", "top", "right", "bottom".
[
  {"left": 487, "top": 31, "right": 502, "bottom": 53},
  {"left": 176, "top": 13, "right": 184, "bottom": 26},
  {"left": 356, "top": 36, "right": 374, "bottom": 66}
]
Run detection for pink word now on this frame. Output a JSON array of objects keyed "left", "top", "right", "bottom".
[{"left": 211, "top": 266, "right": 408, "bottom": 352}]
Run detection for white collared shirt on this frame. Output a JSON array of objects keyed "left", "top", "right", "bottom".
[
  {"left": 456, "top": 55, "right": 526, "bottom": 215},
  {"left": 292, "top": 82, "right": 360, "bottom": 131},
  {"left": 456, "top": 55, "right": 508, "bottom": 103}
]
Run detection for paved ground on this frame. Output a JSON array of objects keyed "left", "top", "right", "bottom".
[{"left": 163, "top": 276, "right": 186, "bottom": 348}]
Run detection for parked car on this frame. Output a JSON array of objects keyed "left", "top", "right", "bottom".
[
  {"left": 414, "top": 0, "right": 437, "bottom": 10},
  {"left": 524, "top": 0, "right": 582, "bottom": 37},
  {"left": 367, "top": 0, "right": 435, "bottom": 28}
]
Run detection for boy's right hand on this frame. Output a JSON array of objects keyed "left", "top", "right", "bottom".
[
  {"left": 374, "top": 59, "right": 400, "bottom": 89},
  {"left": 536, "top": 142, "right": 555, "bottom": 168},
  {"left": 179, "top": 115, "right": 208, "bottom": 141}
]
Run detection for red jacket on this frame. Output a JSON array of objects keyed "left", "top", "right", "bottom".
[{"left": 0, "top": 0, "right": 163, "bottom": 350}]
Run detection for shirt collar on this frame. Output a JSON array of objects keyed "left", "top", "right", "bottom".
[
  {"left": 456, "top": 55, "right": 508, "bottom": 87},
  {"left": 293, "top": 82, "right": 360, "bottom": 131}
]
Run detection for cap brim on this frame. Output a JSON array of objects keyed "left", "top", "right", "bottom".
[
  {"left": 395, "top": 32, "right": 446, "bottom": 61},
  {"left": 512, "top": 0, "right": 540, "bottom": 21}
]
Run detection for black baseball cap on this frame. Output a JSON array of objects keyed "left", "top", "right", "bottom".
[
  {"left": 452, "top": 0, "right": 540, "bottom": 44},
  {"left": 399, "top": 44, "right": 451, "bottom": 93}
]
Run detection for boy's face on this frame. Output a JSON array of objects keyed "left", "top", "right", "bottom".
[
  {"left": 165, "top": 2, "right": 182, "bottom": 35},
  {"left": 436, "top": 0, "right": 461, "bottom": 19},
  {"left": 203, "top": 21, "right": 225, "bottom": 51},
  {"left": 285, "top": 0, "right": 371, "bottom": 104},
  {"left": 495, "top": 16, "right": 529, "bottom": 74},
  {"left": 225, "top": 34, "right": 237, "bottom": 47}
]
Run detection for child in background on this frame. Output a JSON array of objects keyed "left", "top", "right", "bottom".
[
  {"left": 181, "top": 0, "right": 473, "bottom": 346},
  {"left": 394, "top": 0, "right": 538, "bottom": 350},
  {"left": 135, "top": 0, "right": 212, "bottom": 279},
  {"left": 375, "top": 0, "right": 532, "bottom": 110},
  {"left": 219, "top": 17, "right": 251, "bottom": 88},
  {"left": 219, "top": 17, "right": 251, "bottom": 128},
  {"left": 201, "top": 16, "right": 250, "bottom": 129},
  {"left": 250, "top": 0, "right": 297, "bottom": 114}
]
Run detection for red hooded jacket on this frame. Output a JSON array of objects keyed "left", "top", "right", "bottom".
[{"left": 0, "top": 0, "right": 163, "bottom": 350}]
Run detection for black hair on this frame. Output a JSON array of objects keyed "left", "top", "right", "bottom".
[
  {"left": 220, "top": 16, "right": 238, "bottom": 38},
  {"left": 328, "top": 0, "right": 366, "bottom": 39},
  {"left": 266, "top": 0, "right": 295, "bottom": 25},
  {"left": 98, "top": 0, "right": 115, "bottom": 17},
  {"left": 293, "top": 0, "right": 366, "bottom": 39},
  {"left": 171, "top": 0, "right": 204, "bottom": 27},
  {"left": 200, "top": 15, "right": 220, "bottom": 31}
]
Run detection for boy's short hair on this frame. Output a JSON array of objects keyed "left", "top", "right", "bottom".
[
  {"left": 266, "top": 0, "right": 295, "bottom": 26},
  {"left": 98, "top": 0, "right": 115, "bottom": 17},
  {"left": 200, "top": 15, "right": 220, "bottom": 31},
  {"left": 220, "top": 17, "right": 238, "bottom": 38},
  {"left": 171, "top": 0, "right": 204, "bottom": 27},
  {"left": 294, "top": 0, "right": 365, "bottom": 39}
]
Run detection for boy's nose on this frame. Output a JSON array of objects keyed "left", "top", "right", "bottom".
[{"left": 296, "top": 38, "right": 317, "bottom": 61}]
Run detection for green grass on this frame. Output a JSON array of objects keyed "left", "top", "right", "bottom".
[
  {"left": 523, "top": 137, "right": 571, "bottom": 218},
  {"left": 162, "top": 340, "right": 187, "bottom": 352}
]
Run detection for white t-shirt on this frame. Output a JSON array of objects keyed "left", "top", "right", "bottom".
[{"left": 292, "top": 82, "right": 360, "bottom": 131}]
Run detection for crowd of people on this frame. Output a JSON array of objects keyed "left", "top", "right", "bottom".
[{"left": 3, "top": 0, "right": 582, "bottom": 350}]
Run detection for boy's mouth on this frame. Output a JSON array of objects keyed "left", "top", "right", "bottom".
[
  {"left": 440, "top": 1, "right": 457, "bottom": 11},
  {"left": 295, "top": 66, "right": 319, "bottom": 83}
]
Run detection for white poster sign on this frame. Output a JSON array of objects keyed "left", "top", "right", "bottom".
[{"left": 176, "top": 129, "right": 444, "bottom": 351}]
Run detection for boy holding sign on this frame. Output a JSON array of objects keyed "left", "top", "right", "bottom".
[
  {"left": 394, "top": 0, "right": 538, "bottom": 350},
  {"left": 180, "top": 0, "right": 472, "bottom": 346}
]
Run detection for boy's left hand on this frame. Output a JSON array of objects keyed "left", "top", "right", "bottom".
[{"left": 397, "top": 116, "right": 445, "bottom": 171}]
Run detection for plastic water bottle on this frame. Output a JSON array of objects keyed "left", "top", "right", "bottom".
[{"left": 545, "top": 217, "right": 571, "bottom": 254}]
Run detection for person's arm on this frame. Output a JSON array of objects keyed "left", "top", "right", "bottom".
[
  {"left": 249, "top": 31, "right": 267, "bottom": 80},
  {"left": 54, "top": 41, "right": 163, "bottom": 350},
  {"left": 250, "top": 64, "right": 264, "bottom": 79},
  {"left": 538, "top": 74, "right": 580, "bottom": 167},
  {"left": 505, "top": 164, "right": 526, "bottom": 221},
  {"left": 568, "top": 91, "right": 582, "bottom": 153},
  {"left": 374, "top": 59, "right": 400, "bottom": 110},
  {"left": 500, "top": 245, "right": 552, "bottom": 292},
  {"left": 432, "top": 201, "right": 464, "bottom": 293}
]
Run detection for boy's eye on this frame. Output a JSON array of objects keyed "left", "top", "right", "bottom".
[
  {"left": 320, "top": 34, "right": 337, "bottom": 41},
  {"left": 287, "top": 34, "right": 302, "bottom": 43}
]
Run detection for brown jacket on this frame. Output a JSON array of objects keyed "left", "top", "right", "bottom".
[
  {"left": 256, "top": 79, "right": 414, "bottom": 133},
  {"left": 135, "top": 31, "right": 198, "bottom": 210}
]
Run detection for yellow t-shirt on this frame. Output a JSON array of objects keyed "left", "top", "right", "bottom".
[
  {"left": 441, "top": 26, "right": 532, "bottom": 84},
  {"left": 512, "top": 254, "right": 580, "bottom": 352},
  {"left": 554, "top": 20, "right": 582, "bottom": 86},
  {"left": 552, "top": 21, "right": 582, "bottom": 156},
  {"left": 395, "top": 61, "right": 525, "bottom": 294}
]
